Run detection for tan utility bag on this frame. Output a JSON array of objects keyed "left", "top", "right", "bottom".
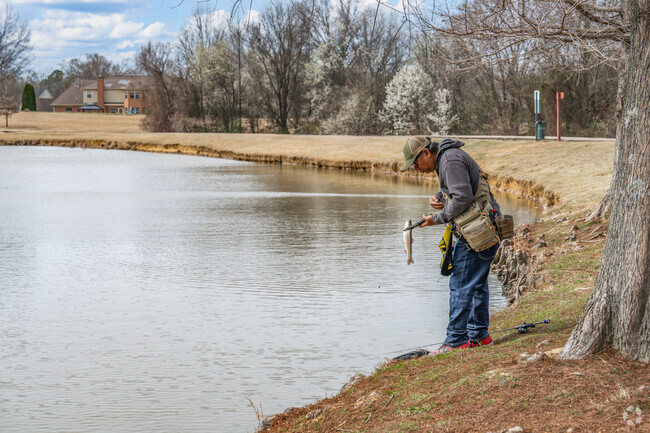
[
  {"left": 495, "top": 215, "right": 514, "bottom": 240},
  {"left": 444, "top": 173, "right": 513, "bottom": 252}
]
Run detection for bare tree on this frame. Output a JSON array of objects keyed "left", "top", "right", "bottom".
[
  {"left": 305, "top": 0, "right": 408, "bottom": 134},
  {"left": 169, "top": 0, "right": 622, "bottom": 136},
  {"left": 0, "top": 78, "right": 21, "bottom": 127},
  {"left": 0, "top": 4, "right": 31, "bottom": 81},
  {"left": 559, "top": 1, "right": 649, "bottom": 362},
  {"left": 177, "top": 5, "right": 229, "bottom": 128},
  {"left": 37, "top": 69, "right": 65, "bottom": 98},
  {"left": 394, "top": 0, "right": 648, "bottom": 362},
  {"left": 62, "top": 53, "right": 123, "bottom": 86},
  {"left": 0, "top": 4, "right": 28, "bottom": 127},
  {"left": 248, "top": 1, "right": 313, "bottom": 133},
  {"left": 350, "top": 7, "right": 408, "bottom": 119},
  {"left": 410, "top": 1, "right": 620, "bottom": 135},
  {"left": 136, "top": 42, "right": 177, "bottom": 132},
  {"left": 192, "top": 41, "right": 239, "bottom": 131},
  {"left": 227, "top": 22, "right": 246, "bottom": 131}
]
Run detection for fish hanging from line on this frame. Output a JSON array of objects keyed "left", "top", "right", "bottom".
[{"left": 403, "top": 219, "right": 414, "bottom": 265}]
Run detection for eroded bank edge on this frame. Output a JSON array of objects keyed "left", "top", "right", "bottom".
[{"left": 0, "top": 138, "right": 560, "bottom": 207}]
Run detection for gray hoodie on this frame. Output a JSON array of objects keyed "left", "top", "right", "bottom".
[{"left": 433, "top": 138, "right": 500, "bottom": 225}]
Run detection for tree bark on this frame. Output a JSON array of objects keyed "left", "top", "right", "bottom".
[
  {"left": 586, "top": 57, "right": 629, "bottom": 222},
  {"left": 560, "top": 0, "right": 650, "bottom": 362}
]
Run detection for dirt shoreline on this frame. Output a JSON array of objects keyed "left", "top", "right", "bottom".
[{"left": 1, "top": 136, "right": 563, "bottom": 207}]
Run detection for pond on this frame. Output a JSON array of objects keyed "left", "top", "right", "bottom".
[{"left": 0, "top": 146, "right": 537, "bottom": 432}]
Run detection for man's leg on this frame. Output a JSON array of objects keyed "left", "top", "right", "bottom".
[
  {"left": 468, "top": 244, "right": 500, "bottom": 343},
  {"left": 444, "top": 241, "right": 475, "bottom": 347}
]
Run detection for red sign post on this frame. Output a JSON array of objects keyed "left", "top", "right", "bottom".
[{"left": 556, "top": 92, "right": 565, "bottom": 141}]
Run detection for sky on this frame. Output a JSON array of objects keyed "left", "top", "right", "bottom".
[
  {"left": 6, "top": 0, "right": 265, "bottom": 76},
  {"left": 7, "top": 0, "right": 415, "bottom": 78}
]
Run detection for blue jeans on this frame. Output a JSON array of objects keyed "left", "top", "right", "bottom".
[{"left": 444, "top": 240, "right": 499, "bottom": 347}]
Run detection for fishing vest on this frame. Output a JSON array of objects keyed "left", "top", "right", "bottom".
[{"left": 441, "top": 172, "right": 510, "bottom": 252}]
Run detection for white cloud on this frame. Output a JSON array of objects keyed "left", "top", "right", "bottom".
[
  {"left": 139, "top": 21, "right": 166, "bottom": 39},
  {"left": 32, "top": 9, "right": 166, "bottom": 41},
  {"left": 32, "top": 10, "right": 127, "bottom": 42},
  {"left": 29, "top": 10, "right": 171, "bottom": 49},
  {"left": 243, "top": 10, "right": 260, "bottom": 27},
  {"left": 184, "top": 9, "right": 230, "bottom": 37},
  {"left": 26, "top": 8, "right": 172, "bottom": 73},
  {"left": 117, "top": 40, "right": 135, "bottom": 49},
  {"left": 108, "top": 20, "right": 145, "bottom": 39},
  {"left": 107, "top": 50, "right": 136, "bottom": 65}
]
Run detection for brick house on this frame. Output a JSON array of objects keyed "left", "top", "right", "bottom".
[
  {"left": 36, "top": 88, "right": 56, "bottom": 112},
  {"left": 51, "top": 76, "right": 152, "bottom": 114}
]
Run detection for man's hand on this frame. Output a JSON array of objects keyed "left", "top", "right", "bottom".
[
  {"left": 430, "top": 195, "right": 444, "bottom": 210},
  {"left": 419, "top": 214, "right": 435, "bottom": 227}
]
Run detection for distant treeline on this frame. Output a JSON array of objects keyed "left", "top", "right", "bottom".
[{"left": 30, "top": 0, "right": 620, "bottom": 137}]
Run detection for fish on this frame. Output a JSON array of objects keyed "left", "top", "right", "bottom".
[{"left": 403, "top": 219, "right": 414, "bottom": 265}]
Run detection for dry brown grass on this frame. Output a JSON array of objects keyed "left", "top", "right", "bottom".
[
  {"left": 1, "top": 112, "right": 614, "bottom": 211},
  {"left": 5, "top": 111, "right": 145, "bottom": 133}
]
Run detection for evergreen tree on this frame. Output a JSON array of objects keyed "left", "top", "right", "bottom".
[{"left": 21, "top": 83, "right": 36, "bottom": 111}]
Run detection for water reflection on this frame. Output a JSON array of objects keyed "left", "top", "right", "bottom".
[{"left": 0, "top": 146, "right": 537, "bottom": 433}]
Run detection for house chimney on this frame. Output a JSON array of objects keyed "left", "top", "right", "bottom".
[{"left": 97, "top": 76, "right": 105, "bottom": 111}]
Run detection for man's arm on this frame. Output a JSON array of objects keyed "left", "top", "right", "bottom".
[{"left": 433, "top": 158, "right": 474, "bottom": 225}]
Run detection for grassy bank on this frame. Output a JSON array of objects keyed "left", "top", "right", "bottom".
[
  {"left": 2, "top": 113, "right": 613, "bottom": 209},
  {"left": 3, "top": 113, "right": 645, "bottom": 432}
]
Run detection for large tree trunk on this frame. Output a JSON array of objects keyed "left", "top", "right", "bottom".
[
  {"left": 585, "top": 57, "right": 629, "bottom": 222},
  {"left": 560, "top": 1, "right": 650, "bottom": 362}
]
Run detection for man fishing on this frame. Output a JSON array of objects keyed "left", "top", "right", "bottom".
[{"left": 400, "top": 136, "right": 502, "bottom": 355}]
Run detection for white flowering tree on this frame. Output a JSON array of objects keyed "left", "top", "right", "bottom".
[
  {"left": 305, "top": 40, "right": 345, "bottom": 122},
  {"left": 427, "top": 88, "right": 459, "bottom": 136},
  {"left": 191, "top": 41, "right": 239, "bottom": 131},
  {"left": 380, "top": 63, "right": 457, "bottom": 135},
  {"left": 380, "top": 63, "right": 432, "bottom": 135},
  {"left": 321, "top": 89, "right": 378, "bottom": 135}
]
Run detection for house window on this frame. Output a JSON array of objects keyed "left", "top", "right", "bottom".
[
  {"left": 125, "top": 91, "right": 128, "bottom": 99},
  {"left": 135, "top": 108, "right": 141, "bottom": 114},
  {"left": 86, "top": 91, "right": 92, "bottom": 98},
  {"left": 65, "top": 108, "right": 72, "bottom": 112},
  {"left": 129, "top": 90, "right": 140, "bottom": 99},
  {"left": 110, "top": 108, "right": 116, "bottom": 113},
  {"left": 118, "top": 108, "right": 123, "bottom": 114}
]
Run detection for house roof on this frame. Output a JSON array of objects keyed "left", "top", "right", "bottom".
[
  {"left": 36, "top": 88, "right": 55, "bottom": 99},
  {"left": 83, "top": 76, "right": 153, "bottom": 90},
  {"left": 51, "top": 79, "right": 95, "bottom": 106},
  {"left": 51, "top": 76, "right": 153, "bottom": 107}
]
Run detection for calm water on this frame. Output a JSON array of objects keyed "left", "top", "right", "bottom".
[{"left": 0, "top": 146, "right": 537, "bottom": 433}]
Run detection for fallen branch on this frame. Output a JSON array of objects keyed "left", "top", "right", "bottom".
[{"left": 382, "top": 394, "right": 394, "bottom": 409}]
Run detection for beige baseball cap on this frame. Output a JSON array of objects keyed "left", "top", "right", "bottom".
[{"left": 400, "top": 136, "right": 430, "bottom": 171}]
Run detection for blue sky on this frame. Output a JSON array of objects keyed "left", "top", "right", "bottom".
[
  {"left": 8, "top": 0, "right": 408, "bottom": 77},
  {"left": 7, "top": 0, "right": 265, "bottom": 76}
]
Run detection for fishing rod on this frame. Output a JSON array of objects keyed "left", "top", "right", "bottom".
[
  {"left": 404, "top": 218, "right": 427, "bottom": 231},
  {"left": 489, "top": 319, "right": 551, "bottom": 335},
  {"left": 403, "top": 212, "right": 439, "bottom": 231},
  {"left": 386, "top": 319, "right": 551, "bottom": 355}
]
